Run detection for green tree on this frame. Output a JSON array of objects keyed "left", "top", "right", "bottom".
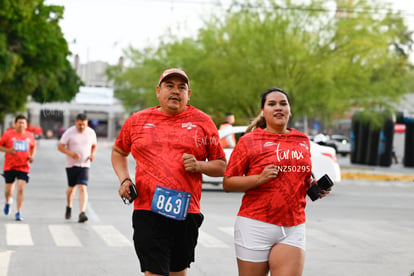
[
  {"left": 0, "top": 0, "right": 81, "bottom": 123},
  {"left": 109, "top": 0, "right": 413, "bottom": 127}
]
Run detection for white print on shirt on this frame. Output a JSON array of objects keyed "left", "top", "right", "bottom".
[
  {"left": 143, "top": 123, "right": 156, "bottom": 129},
  {"left": 274, "top": 142, "right": 304, "bottom": 162},
  {"left": 276, "top": 165, "right": 311, "bottom": 173},
  {"left": 182, "top": 122, "right": 197, "bottom": 130},
  {"left": 299, "top": 142, "right": 309, "bottom": 151},
  {"left": 264, "top": 141, "right": 277, "bottom": 147},
  {"left": 194, "top": 129, "right": 219, "bottom": 148}
]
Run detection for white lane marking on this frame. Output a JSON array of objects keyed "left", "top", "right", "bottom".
[
  {"left": 0, "top": 250, "right": 13, "bottom": 276},
  {"left": 6, "top": 224, "right": 33, "bottom": 246},
  {"left": 218, "top": 226, "right": 234, "bottom": 237},
  {"left": 198, "top": 230, "right": 230, "bottom": 248},
  {"left": 92, "top": 225, "right": 132, "bottom": 247},
  {"left": 48, "top": 225, "right": 82, "bottom": 247}
]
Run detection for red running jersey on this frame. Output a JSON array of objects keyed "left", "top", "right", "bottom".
[
  {"left": 115, "top": 105, "right": 225, "bottom": 213},
  {"left": 0, "top": 130, "right": 36, "bottom": 173},
  {"left": 224, "top": 128, "right": 312, "bottom": 226}
]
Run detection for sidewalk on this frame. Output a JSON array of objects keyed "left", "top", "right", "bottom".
[{"left": 338, "top": 156, "right": 414, "bottom": 181}]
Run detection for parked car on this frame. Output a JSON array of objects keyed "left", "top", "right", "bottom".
[
  {"left": 312, "top": 133, "right": 351, "bottom": 157},
  {"left": 312, "top": 133, "right": 338, "bottom": 152},
  {"left": 329, "top": 134, "right": 351, "bottom": 156},
  {"left": 202, "top": 126, "right": 341, "bottom": 185}
]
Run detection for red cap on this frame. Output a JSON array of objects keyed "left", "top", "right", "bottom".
[{"left": 158, "top": 68, "right": 190, "bottom": 88}]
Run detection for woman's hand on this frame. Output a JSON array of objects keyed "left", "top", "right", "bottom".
[
  {"left": 308, "top": 177, "right": 332, "bottom": 199},
  {"left": 257, "top": 164, "right": 279, "bottom": 185},
  {"left": 319, "top": 187, "right": 331, "bottom": 199}
]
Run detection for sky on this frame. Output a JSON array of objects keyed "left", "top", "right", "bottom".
[
  {"left": 45, "top": 0, "right": 231, "bottom": 64},
  {"left": 45, "top": 0, "right": 414, "bottom": 65}
]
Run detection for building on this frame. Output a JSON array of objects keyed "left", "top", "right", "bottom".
[
  {"left": 17, "top": 55, "right": 128, "bottom": 140},
  {"left": 26, "top": 86, "right": 125, "bottom": 140},
  {"left": 73, "top": 55, "right": 114, "bottom": 87}
]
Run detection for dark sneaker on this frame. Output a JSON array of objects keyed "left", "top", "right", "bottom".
[
  {"left": 78, "top": 212, "right": 88, "bottom": 223},
  {"left": 4, "top": 203, "right": 10, "bottom": 215},
  {"left": 65, "top": 206, "right": 72, "bottom": 219},
  {"left": 15, "top": 212, "right": 23, "bottom": 221}
]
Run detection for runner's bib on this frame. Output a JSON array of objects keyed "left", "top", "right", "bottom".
[
  {"left": 13, "top": 140, "right": 29, "bottom": 152},
  {"left": 151, "top": 185, "right": 192, "bottom": 221}
]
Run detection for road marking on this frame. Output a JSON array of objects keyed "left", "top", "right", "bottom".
[
  {"left": 0, "top": 250, "right": 13, "bottom": 276},
  {"left": 6, "top": 224, "right": 33, "bottom": 246},
  {"left": 198, "top": 230, "right": 230, "bottom": 248},
  {"left": 92, "top": 225, "right": 132, "bottom": 247},
  {"left": 218, "top": 226, "right": 234, "bottom": 237},
  {"left": 2, "top": 223, "right": 237, "bottom": 250},
  {"left": 49, "top": 225, "right": 82, "bottom": 247}
]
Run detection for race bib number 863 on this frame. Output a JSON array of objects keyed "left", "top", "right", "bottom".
[
  {"left": 13, "top": 140, "right": 29, "bottom": 152},
  {"left": 151, "top": 185, "right": 192, "bottom": 221}
]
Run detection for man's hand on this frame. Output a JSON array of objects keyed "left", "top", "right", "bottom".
[
  {"left": 183, "top": 153, "right": 201, "bottom": 173},
  {"left": 119, "top": 179, "right": 133, "bottom": 201},
  {"left": 70, "top": 151, "right": 81, "bottom": 160}
]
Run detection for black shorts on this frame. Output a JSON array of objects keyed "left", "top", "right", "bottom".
[
  {"left": 2, "top": 170, "right": 29, "bottom": 183},
  {"left": 132, "top": 210, "right": 204, "bottom": 275},
  {"left": 65, "top": 167, "right": 89, "bottom": 187}
]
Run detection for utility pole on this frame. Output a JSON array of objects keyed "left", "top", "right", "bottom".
[{"left": 336, "top": 0, "right": 354, "bottom": 18}]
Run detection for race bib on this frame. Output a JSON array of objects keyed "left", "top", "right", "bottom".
[
  {"left": 151, "top": 185, "right": 192, "bottom": 221},
  {"left": 13, "top": 140, "right": 29, "bottom": 152}
]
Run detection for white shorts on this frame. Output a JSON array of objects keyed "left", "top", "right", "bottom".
[{"left": 234, "top": 216, "right": 306, "bottom": 262}]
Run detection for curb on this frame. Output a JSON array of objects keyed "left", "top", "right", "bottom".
[{"left": 341, "top": 172, "right": 414, "bottom": 181}]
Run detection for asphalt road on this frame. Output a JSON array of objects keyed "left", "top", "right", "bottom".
[{"left": 0, "top": 139, "right": 413, "bottom": 276}]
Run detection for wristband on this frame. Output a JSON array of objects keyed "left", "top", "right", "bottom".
[{"left": 121, "top": 178, "right": 132, "bottom": 186}]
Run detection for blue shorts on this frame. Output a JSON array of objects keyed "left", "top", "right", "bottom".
[
  {"left": 132, "top": 210, "right": 204, "bottom": 275},
  {"left": 65, "top": 167, "right": 89, "bottom": 187},
  {"left": 2, "top": 170, "right": 29, "bottom": 183}
]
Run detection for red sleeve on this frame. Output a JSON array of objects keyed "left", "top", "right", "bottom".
[
  {"left": 0, "top": 131, "right": 10, "bottom": 146},
  {"left": 224, "top": 137, "right": 249, "bottom": 177},
  {"left": 114, "top": 115, "right": 132, "bottom": 154}
]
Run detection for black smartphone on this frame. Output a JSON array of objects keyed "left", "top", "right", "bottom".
[
  {"left": 307, "top": 174, "right": 334, "bottom": 201},
  {"left": 122, "top": 184, "right": 138, "bottom": 204},
  {"left": 318, "top": 174, "right": 334, "bottom": 191},
  {"left": 307, "top": 185, "right": 320, "bottom": 201}
]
